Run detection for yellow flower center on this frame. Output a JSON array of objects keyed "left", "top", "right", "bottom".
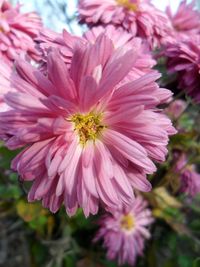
[
  {"left": 0, "top": 14, "right": 6, "bottom": 33},
  {"left": 116, "top": 0, "right": 138, "bottom": 12},
  {"left": 187, "top": 164, "right": 195, "bottom": 172},
  {"left": 120, "top": 214, "right": 135, "bottom": 231},
  {"left": 70, "top": 112, "right": 105, "bottom": 146}
]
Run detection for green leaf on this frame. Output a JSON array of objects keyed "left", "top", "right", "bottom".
[
  {"left": 64, "top": 255, "right": 76, "bottom": 267},
  {"left": 178, "top": 255, "right": 194, "bottom": 267},
  {"left": 0, "top": 184, "right": 21, "bottom": 199},
  {"left": 31, "top": 241, "right": 48, "bottom": 266},
  {"left": 179, "top": 114, "right": 194, "bottom": 131},
  {"left": 193, "top": 258, "right": 200, "bottom": 267},
  {"left": 147, "top": 243, "right": 158, "bottom": 267},
  {"left": 0, "top": 146, "right": 19, "bottom": 169}
]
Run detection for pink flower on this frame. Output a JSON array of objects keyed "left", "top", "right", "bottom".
[
  {"left": 165, "top": 36, "right": 200, "bottom": 103},
  {"left": 166, "top": 0, "right": 200, "bottom": 41},
  {"left": 180, "top": 170, "right": 200, "bottom": 197},
  {"left": 166, "top": 100, "right": 187, "bottom": 120},
  {"left": 174, "top": 153, "right": 200, "bottom": 197},
  {"left": 0, "top": 35, "right": 175, "bottom": 216},
  {"left": 78, "top": 0, "right": 172, "bottom": 47},
  {"left": 0, "top": 0, "right": 42, "bottom": 64},
  {"left": 94, "top": 196, "right": 154, "bottom": 266}
]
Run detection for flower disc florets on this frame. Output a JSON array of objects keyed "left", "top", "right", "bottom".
[
  {"left": 116, "top": 0, "right": 138, "bottom": 11},
  {"left": 120, "top": 213, "right": 135, "bottom": 231},
  {"left": 70, "top": 112, "right": 105, "bottom": 146}
]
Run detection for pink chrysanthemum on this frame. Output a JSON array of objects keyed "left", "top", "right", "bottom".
[
  {"left": 166, "top": 0, "right": 200, "bottom": 41},
  {"left": 166, "top": 100, "right": 187, "bottom": 120},
  {"left": 94, "top": 196, "right": 154, "bottom": 266},
  {"left": 165, "top": 35, "right": 200, "bottom": 103},
  {"left": 0, "top": 35, "right": 175, "bottom": 216},
  {"left": 174, "top": 153, "right": 200, "bottom": 197},
  {"left": 78, "top": 0, "right": 172, "bottom": 47},
  {"left": 0, "top": 0, "right": 42, "bottom": 64}
]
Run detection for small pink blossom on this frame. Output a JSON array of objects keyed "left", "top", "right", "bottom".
[
  {"left": 94, "top": 196, "right": 154, "bottom": 266},
  {"left": 174, "top": 152, "right": 200, "bottom": 197},
  {"left": 0, "top": 0, "right": 42, "bottom": 64},
  {"left": 78, "top": 0, "right": 172, "bottom": 47},
  {"left": 0, "top": 35, "right": 176, "bottom": 216},
  {"left": 165, "top": 35, "right": 200, "bottom": 103},
  {"left": 166, "top": 100, "right": 187, "bottom": 120}
]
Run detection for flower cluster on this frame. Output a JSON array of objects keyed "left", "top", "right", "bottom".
[{"left": 1, "top": 0, "right": 200, "bottom": 266}]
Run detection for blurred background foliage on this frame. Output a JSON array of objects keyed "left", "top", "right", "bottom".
[{"left": 1, "top": 0, "right": 200, "bottom": 267}]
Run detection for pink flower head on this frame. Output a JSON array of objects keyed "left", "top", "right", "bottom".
[
  {"left": 174, "top": 153, "right": 200, "bottom": 197},
  {"left": 0, "top": 0, "right": 42, "bottom": 64},
  {"left": 94, "top": 196, "right": 154, "bottom": 266},
  {"left": 0, "top": 35, "right": 175, "bottom": 216},
  {"left": 166, "top": 0, "right": 200, "bottom": 41},
  {"left": 166, "top": 100, "right": 187, "bottom": 120},
  {"left": 78, "top": 0, "right": 172, "bottom": 47},
  {"left": 165, "top": 35, "right": 200, "bottom": 103}
]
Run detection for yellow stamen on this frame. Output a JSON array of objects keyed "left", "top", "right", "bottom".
[
  {"left": 116, "top": 0, "right": 138, "bottom": 12},
  {"left": 120, "top": 214, "right": 135, "bottom": 231},
  {"left": 70, "top": 112, "right": 105, "bottom": 146}
]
